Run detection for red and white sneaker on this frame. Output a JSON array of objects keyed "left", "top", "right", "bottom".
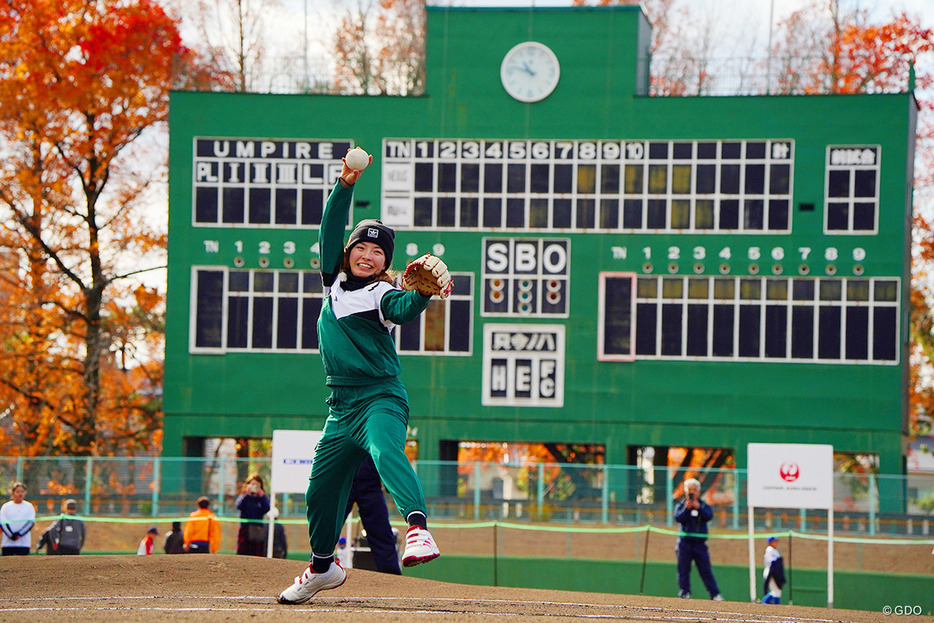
[
  {"left": 277, "top": 559, "right": 346, "bottom": 604},
  {"left": 402, "top": 526, "right": 440, "bottom": 567}
]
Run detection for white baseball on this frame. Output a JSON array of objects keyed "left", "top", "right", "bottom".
[{"left": 345, "top": 147, "right": 370, "bottom": 170}]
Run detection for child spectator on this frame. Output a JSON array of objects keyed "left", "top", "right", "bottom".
[
  {"left": 137, "top": 526, "right": 158, "bottom": 555},
  {"left": 762, "top": 536, "right": 786, "bottom": 604}
]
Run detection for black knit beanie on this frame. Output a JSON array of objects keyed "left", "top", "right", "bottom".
[{"left": 346, "top": 219, "right": 395, "bottom": 267}]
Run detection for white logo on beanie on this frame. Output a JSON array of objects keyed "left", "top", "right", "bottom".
[{"left": 367, "top": 227, "right": 379, "bottom": 238}]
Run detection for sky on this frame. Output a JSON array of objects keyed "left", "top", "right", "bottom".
[
  {"left": 275, "top": 0, "right": 934, "bottom": 44},
  {"left": 266, "top": 0, "right": 934, "bottom": 86},
  {"left": 137, "top": 0, "right": 932, "bottom": 293},
  {"left": 427, "top": 0, "right": 934, "bottom": 24}
]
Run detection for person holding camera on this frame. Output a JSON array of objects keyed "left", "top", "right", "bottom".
[
  {"left": 235, "top": 473, "right": 271, "bottom": 556},
  {"left": 674, "top": 478, "right": 723, "bottom": 601}
]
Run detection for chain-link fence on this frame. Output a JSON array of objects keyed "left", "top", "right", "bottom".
[{"left": 2, "top": 456, "right": 932, "bottom": 538}]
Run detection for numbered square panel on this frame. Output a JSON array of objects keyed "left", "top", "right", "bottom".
[
  {"left": 381, "top": 138, "right": 794, "bottom": 234},
  {"left": 191, "top": 266, "right": 475, "bottom": 357},
  {"left": 396, "top": 273, "right": 475, "bottom": 355},
  {"left": 599, "top": 272, "right": 899, "bottom": 364}
]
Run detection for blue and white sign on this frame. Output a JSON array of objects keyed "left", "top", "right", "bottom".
[{"left": 271, "top": 429, "right": 322, "bottom": 494}]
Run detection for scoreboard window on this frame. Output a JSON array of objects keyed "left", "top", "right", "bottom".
[
  {"left": 382, "top": 138, "right": 793, "bottom": 233},
  {"left": 599, "top": 273, "right": 635, "bottom": 361},
  {"left": 191, "top": 267, "right": 473, "bottom": 355},
  {"left": 600, "top": 273, "right": 899, "bottom": 364},
  {"left": 192, "top": 138, "right": 350, "bottom": 228},
  {"left": 191, "top": 267, "right": 325, "bottom": 353},
  {"left": 396, "top": 273, "right": 474, "bottom": 355},
  {"left": 825, "top": 146, "right": 880, "bottom": 234}
]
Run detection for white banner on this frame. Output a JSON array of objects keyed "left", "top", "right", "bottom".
[
  {"left": 746, "top": 443, "right": 833, "bottom": 509},
  {"left": 271, "top": 429, "right": 322, "bottom": 494}
]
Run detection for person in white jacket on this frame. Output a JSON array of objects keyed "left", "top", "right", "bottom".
[
  {"left": 1, "top": 482, "right": 35, "bottom": 555},
  {"left": 761, "top": 536, "right": 786, "bottom": 604},
  {"left": 137, "top": 526, "right": 158, "bottom": 555}
]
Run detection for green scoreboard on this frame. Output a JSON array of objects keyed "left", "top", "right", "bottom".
[{"left": 164, "top": 6, "right": 916, "bottom": 495}]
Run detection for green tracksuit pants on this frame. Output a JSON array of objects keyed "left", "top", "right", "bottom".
[{"left": 305, "top": 378, "right": 427, "bottom": 556}]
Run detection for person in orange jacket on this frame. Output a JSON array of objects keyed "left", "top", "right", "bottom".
[{"left": 183, "top": 496, "right": 221, "bottom": 554}]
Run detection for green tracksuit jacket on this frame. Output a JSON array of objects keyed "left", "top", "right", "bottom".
[{"left": 305, "top": 181, "right": 431, "bottom": 557}]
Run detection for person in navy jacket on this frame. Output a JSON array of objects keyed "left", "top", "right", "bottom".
[
  {"left": 674, "top": 478, "right": 723, "bottom": 601},
  {"left": 344, "top": 455, "right": 401, "bottom": 574},
  {"left": 235, "top": 473, "right": 271, "bottom": 556}
]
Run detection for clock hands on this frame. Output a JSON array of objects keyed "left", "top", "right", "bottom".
[{"left": 508, "top": 61, "right": 536, "bottom": 77}]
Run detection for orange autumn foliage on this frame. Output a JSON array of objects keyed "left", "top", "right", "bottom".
[
  {"left": 0, "top": 0, "right": 214, "bottom": 456},
  {"left": 771, "top": 3, "right": 934, "bottom": 95},
  {"left": 910, "top": 215, "right": 934, "bottom": 438},
  {"left": 332, "top": 0, "right": 425, "bottom": 96}
]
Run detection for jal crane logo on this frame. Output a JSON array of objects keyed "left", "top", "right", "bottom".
[{"left": 779, "top": 462, "right": 800, "bottom": 482}]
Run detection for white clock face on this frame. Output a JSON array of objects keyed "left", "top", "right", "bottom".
[{"left": 500, "top": 41, "right": 560, "bottom": 103}]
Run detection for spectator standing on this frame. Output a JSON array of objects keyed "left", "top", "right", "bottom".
[
  {"left": 269, "top": 521, "right": 288, "bottom": 559},
  {"left": 163, "top": 520, "right": 184, "bottom": 554},
  {"left": 761, "top": 536, "right": 786, "bottom": 604},
  {"left": 674, "top": 478, "right": 723, "bottom": 601},
  {"left": 344, "top": 455, "right": 402, "bottom": 574},
  {"left": 235, "top": 473, "right": 270, "bottom": 556},
  {"left": 336, "top": 536, "right": 351, "bottom": 568},
  {"left": 0, "top": 482, "right": 35, "bottom": 556},
  {"left": 183, "top": 496, "right": 220, "bottom": 553},
  {"left": 36, "top": 498, "right": 85, "bottom": 555},
  {"left": 137, "top": 526, "right": 158, "bottom": 555}
]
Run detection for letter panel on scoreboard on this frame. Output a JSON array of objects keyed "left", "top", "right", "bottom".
[
  {"left": 482, "top": 238, "right": 569, "bottom": 318},
  {"left": 192, "top": 137, "right": 350, "bottom": 228}
]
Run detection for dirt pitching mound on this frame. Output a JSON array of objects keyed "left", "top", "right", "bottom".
[{"left": 0, "top": 554, "right": 909, "bottom": 622}]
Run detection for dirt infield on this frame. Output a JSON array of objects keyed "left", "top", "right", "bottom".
[
  {"left": 0, "top": 555, "right": 923, "bottom": 623},
  {"left": 30, "top": 517, "right": 934, "bottom": 575}
]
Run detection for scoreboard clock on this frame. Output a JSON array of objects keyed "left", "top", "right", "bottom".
[{"left": 500, "top": 41, "right": 560, "bottom": 103}]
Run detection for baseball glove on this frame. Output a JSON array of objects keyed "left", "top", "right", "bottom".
[{"left": 402, "top": 253, "right": 453, "bottom": 299}]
